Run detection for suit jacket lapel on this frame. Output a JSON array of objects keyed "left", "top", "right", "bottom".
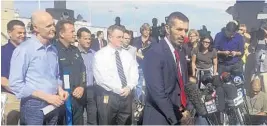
[{"left": 161, "top": 40, "right": 177, "bottom": 75}]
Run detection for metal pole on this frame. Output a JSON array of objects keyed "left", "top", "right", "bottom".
[{"left": 38, "top": 0, "right": 41, "bottom": 10}]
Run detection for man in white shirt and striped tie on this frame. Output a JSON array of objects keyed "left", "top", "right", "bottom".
[{"left": 92, "top": 25, "right": 139, "bottom": 125}]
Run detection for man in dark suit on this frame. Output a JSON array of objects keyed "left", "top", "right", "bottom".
[
  {"left": 91, "top": 31, "right": 107, "bottom": 51},
  {"left": 142, "top": 11, "right": 190, "bottom": 125}
]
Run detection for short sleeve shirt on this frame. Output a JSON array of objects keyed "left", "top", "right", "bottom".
[{"left": 192, "top": 48, "right": 217, "bottom": 69}]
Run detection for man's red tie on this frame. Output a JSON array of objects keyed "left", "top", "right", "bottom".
[{"left": 174, "top": 50, "right": 187, "bottom": 108}]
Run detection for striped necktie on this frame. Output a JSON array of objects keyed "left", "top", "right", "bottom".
[{"left": 115, "top": 50, "right": 127, "bottom": 88}]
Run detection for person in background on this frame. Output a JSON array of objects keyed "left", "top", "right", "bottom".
[
  {"left": 93, "top": 25, "right": 138, "bottom": 125},
  {"left": 129, "top": 30, "right": 134, "bottom": 44},
  {"left": 1, "top": 20, "right": 26, "bottom": 125},
  {"left": 159, "top": 23, "right": 166, "bottom": 40},
  {"left": 91, "top": 34, "right": 96, "bottom": 41},
  {"left": 238, "top": 24, "right": 251, "bottom": 71},
  {"left": 114, "top": 16, "right": 126, "bottom": 29},
  {"left": 246, "top": 78, "right": 267, "bottom": 116},
  {"left": 122, "top": 29, "right": 137, "bottom": 59},
  {"left": 132, "top": 23, "right": 156, "bottom": 103},
  {"left": 151, "top": 18, "right": 160, "bottom": 42},
  {"left": 183, "top": 29, "right": 200, "bottom": 76},
  {"left": 54, "top": 20, "right": 86, "bottom": 125},
  {"left": 253, "top": 22, "right": 267, "bottom": 93},
  {"left": 142, "top": 11, "right": 191, "bottom": 125},
  {"left": 191, "top": 35, "right": 218, "bottom": 85},
  {"left": 91, "top": 31, "right": 108, "bottom": 52},
  {"left": 215, "top": 21, "right": 244, "bottom": 75},
  {"left": 76, "top": 27, "right": 97, "bottom": 125},
  {"left": 9, "top": 11, "right": 68, "bottom": 125}
]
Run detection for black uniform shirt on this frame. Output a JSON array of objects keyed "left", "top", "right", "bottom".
[{"left": 54, "top": 41, "right": 86, "bottom": 92}]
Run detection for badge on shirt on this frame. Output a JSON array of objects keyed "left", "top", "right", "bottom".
[
  {"left": 60, "top": 58, "right": 66, "bottom": 61},
  {"left": 103, "top": 95, "right": 109, "bottom": 104}
]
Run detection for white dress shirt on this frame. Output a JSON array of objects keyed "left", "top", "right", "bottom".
[
  {"left": 122, "top": 45, "right": 137, "bottom": 60},
  {"left": 93, "top": 44, "right": 139, "bottom": 94},
  {"left": 164, "top": 37, "right": 182, "bottom": 75},
  {"left": 165, "top": 37, "right": 176, "bottom": 62}
]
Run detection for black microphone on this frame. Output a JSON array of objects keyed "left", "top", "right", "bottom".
[
  {"left": 212, "top": 75, "right": 226, "bottom": 112},
  {"left": 222, "top": 84, "right": 238, "bottom": 100},
  {"left": 184, "top": 83, "right": 207, "bottom": 116},
  {"left": 215, "top": 86, "right": 226, "bottom": 112},
  {"left": 220, "top": 72, "right": 238, "bottom": 100}
]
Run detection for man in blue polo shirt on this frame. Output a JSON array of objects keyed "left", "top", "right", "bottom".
[
  {"left": 76, "top": 27, "right": 97, "bottom": 125},
  {"left": 1, "top": 20, "right": 25, "bottom": 125},
  {"left": 215, "top": 21, "right": 244, "bottom": 75}
]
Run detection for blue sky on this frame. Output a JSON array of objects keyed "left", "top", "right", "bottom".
[{"left": 14, "top": 0, "right": 236, "bottom": 37}]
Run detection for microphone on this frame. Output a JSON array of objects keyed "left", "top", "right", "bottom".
[
  {"left": 184, "top": 82, "right": 207, "bottom": 116},
  {"left": 220, "top": 72, "right": 238, "bottom": 100},
  {"left": 215, "top": 86, "right": 226, "bottom": 112},
  {"left": 212, "top": 74, "right": 226, "bottom": 112}
]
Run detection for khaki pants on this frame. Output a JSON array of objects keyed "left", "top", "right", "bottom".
[
  {"left": 2, "top": 92, "right": 20, "bottom": 125},
  {"left": 251, "top": 72, "right": 267, "bottom": 93}
]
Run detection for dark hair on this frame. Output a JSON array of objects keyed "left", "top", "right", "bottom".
[
  {"left": 96, "top": 31, "right": 103, "bottom": 37},
  {"left": 124, "top": 29, "right": 131, "bottom": 37},
  {"left": 77, "top": 27, "right": 91, "bottom": 38},
  {"left": 166, "top": 11, "right": 189, "bottom": 27},
  {"left": 199, "top": 35, "right": 214, "bottom": 52},
  {"left": 225, "top": 21, "right": 239, "bottom": 33},
  {"left": 7, "top": 20, "right": 25, "bottom": 31},
  {"left": 56, "top": 20, "right": 74, "bottom": 38},
  {"left": 91, "top": 34, "right": 95, "bottom": 38}
]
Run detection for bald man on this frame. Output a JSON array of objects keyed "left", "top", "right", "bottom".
[
  {"left": 9, "top": 11, "right": 69, "bottom": 125},
  {"left": 246, "top": 78, "right": 267, "bottom": 116}
]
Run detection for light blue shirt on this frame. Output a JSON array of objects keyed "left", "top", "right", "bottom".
[
  {"left": 78, "top": 45, "right": 95, "bottom": 87},
  {"left": 9, "top": 35, "right": 62, "bottom": 99}
]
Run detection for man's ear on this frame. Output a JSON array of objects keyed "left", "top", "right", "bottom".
[
  {"left": 59, "top": 31, "right": 64, "bottom": 38},
  {"left": 7, "top": 30, "right": 12, "bottom": 38},
  {"left": 165, "top": 25, "right": 170, "bottom": 35}
]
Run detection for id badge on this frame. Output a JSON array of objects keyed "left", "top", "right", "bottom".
[
  {"left": 103, "top": 95, "right": 109, "bottom": 104},
  {"left": 63, "top": 74, "right": 70, "bottom": 89},
  {"left": 260, "top": 53, "right": 266, "bottom": 61}
]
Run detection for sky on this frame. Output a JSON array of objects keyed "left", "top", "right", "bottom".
[{"left": 13, "top": 0, "right": 237, "bottom": 37}]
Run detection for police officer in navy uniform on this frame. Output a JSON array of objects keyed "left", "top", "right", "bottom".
[{"left": 54, "top": 20, "right": 86, "bottom": 125}]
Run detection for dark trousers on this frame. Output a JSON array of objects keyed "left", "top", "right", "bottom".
[
  {"left": 96, "top": 86, "right": 132, "bottom": 125},
  {"left": 57, "top": 94, "right": 85, "bottom": 125},
  {"left": 218, "top": 61, "right": 243, "bottom": 75},
  {"left": 20, "top": 97, "right": 59, "bottom": 125},
  {"left": 85, "top": 86, "right": 97, "bottom": 125}
]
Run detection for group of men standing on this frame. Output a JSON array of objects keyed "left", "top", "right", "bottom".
[
  {"left": 1, "top": 10, "right": 192, "bottom": 125},
  {"left": 2, "top": 9, "right": 266, "bottom": 125}
]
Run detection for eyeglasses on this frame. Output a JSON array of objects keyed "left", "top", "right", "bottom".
[
  {"left": 203, "top": 41, "right": 210, "bottom": 44},
  {"left": 189, "top": 35, "right": 197, "bottom": 38}
]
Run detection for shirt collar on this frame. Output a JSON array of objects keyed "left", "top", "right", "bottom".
[
  {"left": 107, "top": 44, "right": 122, "bottom": 54},
  {"left": 78, "top": 44, "right": 93, "bottom": 53},
  {"left": 7, "top": 39, "right": 16, "bottom": 50},
  {"left": 122, "top": 45, "right": 131, "bottom": 50},
  {"left": 30, "top": 35, "right": 52, "bottom": 51},
  {"left": 164, "top": 37, "right": 175, "bottom": 53},
  {"left": 56, "top": 40, "right": 72, "bottom": 51}
]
